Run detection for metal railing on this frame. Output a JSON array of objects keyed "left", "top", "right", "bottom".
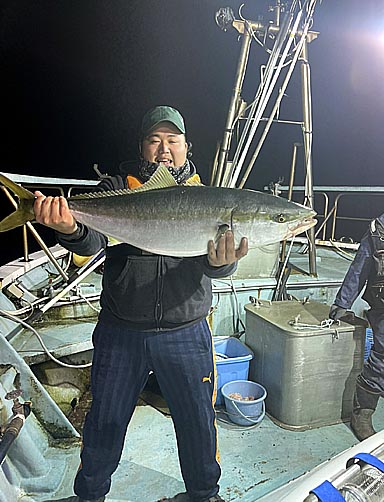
[{"left": 275, "top": 185, "right": 384, "bottom": 243}]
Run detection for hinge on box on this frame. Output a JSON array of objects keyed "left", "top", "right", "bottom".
[
  {"left": 249, "top": 296, "right": 262, "bottom": 307},
  {"left": 249, "top": 296, "right": 272, "bottom": 308}
]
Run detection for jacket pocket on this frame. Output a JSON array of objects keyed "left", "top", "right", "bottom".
[
  {"left": 101, "top": 255, "right": 159, "bottom": 323},
  {"left": 161, "top": 258, "right": 212, "bottom": 325}
]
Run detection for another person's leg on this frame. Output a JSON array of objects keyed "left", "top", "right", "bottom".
[
  {"left": 74, "top": 318, "right": 150, "bottom": 500},
  {"left": 351, "top": 309, "right": 384, "bottom": 440}
]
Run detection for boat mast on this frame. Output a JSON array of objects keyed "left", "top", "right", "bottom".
[
  {"left": 300, "top": 39, "right": 316, "bottom": 275},
  {"left": 213, "top": 0, "right": 320, "bottom": 275},
  {"left": 213, "top": 9, "right": 254, "bottom": 188}
]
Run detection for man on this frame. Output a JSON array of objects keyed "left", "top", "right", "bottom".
[
  {"left": 329, "top": 213, "right": 384, "bottom": 441},
  {"left": 34, "top": 106, "right": 248, "bottom": 502}
]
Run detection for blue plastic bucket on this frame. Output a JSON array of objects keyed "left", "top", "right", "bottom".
[
  {"left": 221, "top": 380, "right": 267, "bottom": 426},
  {"left": 214, "top": 337, "right": 254, "bottom": 405}
]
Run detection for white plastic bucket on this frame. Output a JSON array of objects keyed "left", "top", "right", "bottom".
[{"left": 221, "top": 380, "right": 267, "bottom": 426}]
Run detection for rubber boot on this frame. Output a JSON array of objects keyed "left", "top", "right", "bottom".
[{"left": 350, "top": 381, "right": 380, "bottom": 441}]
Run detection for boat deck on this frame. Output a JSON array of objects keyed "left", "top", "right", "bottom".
[
  {"left": 2, "top": 243, "right": 382, "bottom": 502},
  {"left": 19, "top": 398, "right": 384, "bottom": 502}
]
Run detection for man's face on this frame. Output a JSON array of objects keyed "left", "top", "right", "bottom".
[{"left": 142, "top": 122, "right": 188, "bottom": 169}]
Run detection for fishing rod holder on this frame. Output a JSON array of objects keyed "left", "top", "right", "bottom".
[
  {"left": 215, "top": 7, "right": 235, "bottom": 32},
  {"left": 215, "top": 2, "right": 319, "bottom": 40}
]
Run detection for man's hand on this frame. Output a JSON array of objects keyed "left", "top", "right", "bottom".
[
  {"left": 207, "top": 230, "right": 248, "bottom": 267},
  {"left": 33, "top": 191, "right": 78, "bottom": 234},
  {"left": 329, "top": 304, "right": 348, "bottom": 321}
]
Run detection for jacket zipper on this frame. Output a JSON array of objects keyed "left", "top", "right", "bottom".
[{"left": 155, "top": 256, "right": 164, "bottom": 329}]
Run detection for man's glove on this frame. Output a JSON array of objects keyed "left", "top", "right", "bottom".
[{"left": 329, "top": 304, "right": 348, "bottom": 321}]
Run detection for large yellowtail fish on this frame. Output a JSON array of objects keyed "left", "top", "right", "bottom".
[{"left": 0, "top": 166, "right": 316, "bottom": 257}]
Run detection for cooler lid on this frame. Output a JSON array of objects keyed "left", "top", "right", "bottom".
[{"left": 244, "top": 300, "right": 366, "bottom": 337}]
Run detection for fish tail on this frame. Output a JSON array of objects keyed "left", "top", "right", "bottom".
[{"left": 0, "top": 173, "right": 35, "bottom": 232}]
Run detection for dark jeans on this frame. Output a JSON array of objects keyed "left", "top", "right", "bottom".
[
  {"left": 361, "top": 308, "right": 384, "bottom": 394},
  {"left": 74, "top": 316, "right": 221, "bottom": 501}
]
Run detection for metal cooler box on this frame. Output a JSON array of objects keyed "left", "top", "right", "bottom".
[{"left": 245, "top": 300, "right": 366, "bottom": 430}]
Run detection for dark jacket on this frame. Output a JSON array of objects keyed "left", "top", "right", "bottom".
[
  {"left": 56, "top": 172, "right": 237, "bottom": 331},
  {"left": 335, "top": 213, "right": 384, "bottom": 311}
]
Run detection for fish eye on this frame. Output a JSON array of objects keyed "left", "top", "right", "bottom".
[{"left": 274, "top": 213, "right": 286, "bottom": 223}]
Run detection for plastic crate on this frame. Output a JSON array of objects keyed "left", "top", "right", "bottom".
[{"left": 214, "top": 337, "right": 254, "bottom": 405}]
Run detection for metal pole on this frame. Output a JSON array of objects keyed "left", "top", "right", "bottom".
[
  {"left": 300, "top": 39, "right": 317, "bottom": 276},
  {"left": 209, "top": 141, "right": 221, "bottom": 187},
  {"left": 22, "top": 225, "right": 30, "bottom": 262},
  {"left": 25, "top": 221, "right": 70, "bottom": 282},
  {"left": 213, "top": 24, "right": 252, "bottom": 186},
  {"left": 288, "top": 143, "right": 301, "bottom": 202},
  {"left": 275, "top": 0, "right": 282, "bottom": 27},
  {"left": 280, "top": 142, "right": 301, "bottom": 261},
  {"left": 237, "top": 14, "right": 306, "bottom": 189},
  {"left": 36, "top": 253, "right": 105, "bottom": 316}
]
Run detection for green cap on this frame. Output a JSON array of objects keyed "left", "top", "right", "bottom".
[{"left": 141, "top": 106, "right": 186, "bottom": 136}]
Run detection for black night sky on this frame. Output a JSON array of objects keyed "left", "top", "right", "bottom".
[{"left": 0, "top": 0, "right": 384, "bottom": 261}]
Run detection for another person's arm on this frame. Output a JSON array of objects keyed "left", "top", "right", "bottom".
[{"left": 330, "top": 231, "right": 373, "bottom": 320}]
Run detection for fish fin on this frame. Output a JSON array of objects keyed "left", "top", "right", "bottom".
[
  {"left": 131, "top": 164, "right": 178, "bottom": 192},
  {"left": 0, "top": 173, "right": 35, "bottom": 200},
  {"left": 70, "top": 164, "right": 177, "bottom": 201},
  {"left": 0, "top": 173, "right": 36, "bottom": 232}
]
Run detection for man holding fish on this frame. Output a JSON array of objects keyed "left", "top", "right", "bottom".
[
  {"left": 0, "top": 105, "right": 315, "bottom": 501},
  {"left": 33, "top": 106, "right": 248, "bottom": 502}
]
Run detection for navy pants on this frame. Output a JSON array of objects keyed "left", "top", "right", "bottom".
[
  {"left": 361, "top": 309, "right": 384, "bottom": 394},
  {"left": 74, "top": 316, "right": 221, "bottom": 501}
]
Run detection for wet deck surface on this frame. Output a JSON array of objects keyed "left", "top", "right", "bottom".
[{"left": 24, "top": 398, "right": 384, "bottom": 502}]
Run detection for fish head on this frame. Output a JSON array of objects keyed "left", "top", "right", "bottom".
[
  {"left": 286, "top": 213, "right": 317, "bottom": 239},
  {"left": 276, "top": 202, "right": 317, "bottom": 240},
  {"left": 237, "top": 193, "right": 317, "bottom": 247}
]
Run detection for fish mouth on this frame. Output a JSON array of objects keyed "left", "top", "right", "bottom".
[{"left": 287, "top": 216, "right": 317, "bottom": 238}]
